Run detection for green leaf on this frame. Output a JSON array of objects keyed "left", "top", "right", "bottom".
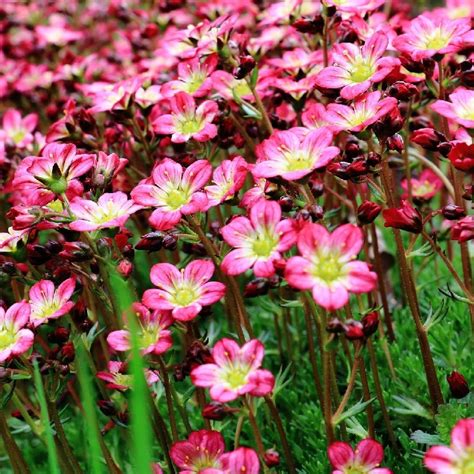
[
  {"left": 332, "top": 398, "right": 375, "bottom": 426},
  {"left": 410, "top": 430, "right": 442, "bottom": 446}
]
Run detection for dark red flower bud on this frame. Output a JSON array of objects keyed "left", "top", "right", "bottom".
[
  {"left": 48, "top": 327, "right": 70, "bottom": 345},
  {"left": 343, "top": 320, "right": 365, "bottom": 340},
  {"left": 264, "top": 449, "right": 280, "bottom": 467},
  {"left": 98, "top": 400, "right": 117, "bottom": 417},
  {"left": 187, "top": 341, "right": 213, "bottom": 366},
  {"left": 273, "top": 258, "right": 287, "bottom": 276},
  {"left": 447, "top": 371, "right": 470, "bottom": 399},
  {"left": 328, "top": 159, "right": 369, "bottom": 181},
  {"left": 345, "top": 141, "right": 362, "bottom": 159},
  {"left": 45, "top": 240, "right": 63, "bottom": 255},
  {"left": 357, "top": 201, "right": 382, "bottom": 225},
  {"left": 441, "top": 204, "right": 466, "bottom": 220},
  {"left": 383, "top": 200, "right": 423, "bottom": 234},
  {"left": 411, "top": 128, "right": 446, "bottom": 151},
  {"left": 59, "top": 242, "right": 93, "bottom": 262},
  {"left": 366, "top": 152, "right": 381, "bottom": 167},
  {"left": 233, "top": 55, "right": 256, "bottom": 80},
  {"left": 361, "top": 312, "right": 379, "bottom": 337},
  {"left": 244, "top": 278, "right": 269, "bottom": 298},
  {"left": 388, "top": 81, "right": 418, "bottom": 101},
  {"left": 373, "top": 107, "right": 404, "bottom": 140},
  {"left": 326, "top": 318, "right": 344, "bottom": 334},
  {"left": 292, "top": 16, "right": 324, "bottom": 34},
  {"left": 448, "top": 143, "right": 474, "bottom": 173},
  {"left": 1, "top": 262, "right": 17, "bottom": 276},
  {"left": 451, "top": 216, "right": 474, "bottom": 243},
  {"left": 162, "top": 233, "right": 178, "bottom": 251},
  {"left": 278, "top": 196, "right": 294, "bottom": 212},
  {"left": 117, "top": 259, "right": 133, "bottom": 278},
  {"left": 387, "top": 133, "right": 404, "bottom": 152},
  {"left": 58, "top": 342, "right": 75, "bottom": 364},
  {"left": 202, "top": 402, "right": 236, "bottom": 420},
  {"left": 27, "top": 244, "right": 52, "bottom": 265},
  {"left": 308, "top": 178, "right": 325, "bottom": 197},
  {"left": 142, "top": 23, "right": 159, "bottom": 39}
]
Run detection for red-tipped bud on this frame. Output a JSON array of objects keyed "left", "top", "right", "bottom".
[
  {"left": 326, "top": 318, "right": 344, "bottom": 334},
  {"left": 357, "top": 201, "right": 382, "bottom": 225},
  {"left": 448, "top": 143, "right": 474, "bottom": 173},
  {"left": 244, "top": 278, "right": 269, "bottom": 298},
  {"left": 411, "top": 128, "right": 446, "bottom": 151},
  {"left": 373, "top": 107, "right": 404, "bottom": 139},
  {"left": 98, "top": 400, "right": 117, "bottom": 417},
  {"left": 292, "top": 16, "right": 324, "bottom": 34},
  {"left": 388, "top": 81, "right": 418, "bottom": 101},
  {"left": 264, "top": 449, "right": 280, "bottom": 467},
  {"left": 441, "top": 204, "right": 466, "bottom": 220},
  {"left": 136, "top": 231, "right": 165, "bottom": 251},
  {"left": 361, "top": 312, "right": 379, "bottom": 337},
  {"left": 451, "top": 216, "right": 474, "bottom": 243},
  {"left": 343, "top": 320, "right": 365, "bottom": 340},
  {"left": 233, "top": 55, "right": 256, "bottom": 80},
  {"left": 59, "top": 242, "right": 93, "bottom": 262},
  {"left": 58, "top": 342, "right": 75, "bottom": 364},
  {"left": 447, "top": 371, "right": 470, "bottom": 399},
  {"left": 387, "top": 133, "right": 404, "bottom": 152},
  {"left": 48, "top": 327, "right": 70, "bottom": 345},
  {"left": 117, "top": 259, "right": 133, "bottom": 278},
  {"left": 383, "top": 200, "right": 423, "bottom": 234},
  {"left": 202, "top": 402, "right": 236, "bottom": 420}
]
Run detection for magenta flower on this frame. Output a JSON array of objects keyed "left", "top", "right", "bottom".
[
  {"left": 424, "top": 418, "right": 474, "bottom": 473},
  {"left": 432, "top": 88, "right": 474, "bottom": 129},
  {"left": 0, "top": 108, "right": 38, "bottom": 148},
  {"left": 131, "top": 158, "right": 211, "bottom": 230},
  {"left": 107, "top": 304, "right": 173, "bottom": 356},
  {"left": 324, "top": 92, "right": 398, "bottom": 133},
  {"left": 324, "top": 0, "right": 384, "bottom": 13},
  {"left": 190, "top": 338, "right": 274, "bottom": 402},
  {"left": 221, "top": 199, "right": 297, "bottom": 277},
  {"left": 153, "top": 92, "right": 218, "bottom": 143},
  {"left": 285, "top": 223, "right": 377, "bottom": 311},
  {"left": 0, "top": 228, "right": 28, "bottom": 254},
  {"left": 13, "top": 143, "right": 95, "bottom": 205},
  {"left": 170, "top": 429, "right": 226, "bottom": 473},
  {"left": 316, "top": 32, "right": 399, "bottom": 100},
  {"left": 143, "top": 260, "right": 225, "bottom": 321},
  {"left": 221, "top": 447, "right": 260, "bottom": 474},
  {"left": 29, "top": 278, "right": 76, "bottom": 327},
  {"left": 252, "top": 127, "right": 339, "bottom": 181},
  {"left": 69, "top": 192, "right": 141, "bottom": 232},
  {"left": 97, "top": 360, "right": 160, "bottom": 391},
  {"left": 393, "top": 14, "right": 471, "bottom": 61},
  {"left": 205, "top": 156, "right": 248, "bottom": 208},
  {"left": 0, "top": 302, "right": 34, "bottom": 363},
  {"left": 328, "top": 439, "right": 392, "bottom": 474},
  {"left": 401, "top": 169, "right": 443, "bottom": 201},
  {"left": 301, "top": 103, "right": 330, "bottom": 130}
]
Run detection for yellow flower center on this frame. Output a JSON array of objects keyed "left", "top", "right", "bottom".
[
  {"left": 172, "top": 286, "right": 198, "bottom": 307},
  {"left": 349, "top": 60, "right": 375, "bottom": 83},
  {"left": 176, "top": 115, "right": 203, "bottom": 135},
  {"left": 423, "top": 29, "right": 450, "bottom": 50},
  {"left": 0, "top": 330, "right": 16, "bottom": 351},
  {"left": 11, "top": 129, "right": 26, "bottom": 145},
  {"left": 223, "top": 364, "right": 250, "bottom": 390},
  {"left": 183, "top": 72, "right": 206, "bottom": 93},
  {"left": 251, "top": 232, "right": 279, "bottom": 258},
  {"left": 90, "top": 201, "right": 124, "bottom": 224},
  {"left": 165, "top": 188, "right": 190, "bottom": 210},
  {"left": 311, "top": 252, "right": 347, "bottom": 284},
  {"left": 31, "top": 300, "right": 61, "bottom": 320},
  {"left": 455, "top": 452, "right": 474, "bottom": 474}
]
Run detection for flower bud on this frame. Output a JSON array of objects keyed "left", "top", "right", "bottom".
[
  {"left": 387, "top": 134, "right": 404, "bottom": 153},
  {"left": 357, "top": 201, "right": 382, "bottom": 225},
  {"left": 58, "top": 341, "right": 75, "bottom": 364},
  {"left": 326, "top": 318, "right": 344, "bottom": 334},
  {"left": 27, "top": 244, "right": 52, "bottom": 265},
  {"left": 448, "top": 143, "right": 474, "bottom": 173},
  {"left": 59, "top": 242, "right": 93, "bottom": 262},
  {"left": 447, "top": 371, "right": 470, "bottom": 399},
  {"left": 451, "top": 216, "right": 474, "bottom": 243},
  {"left": 441, "top": 204, "right": 466, "bottom": 220},
  {"left": 278, "top": 196, "right": 294, "bottom": 212},
  {"left": 292, "top": 16, "right": 324, "bottom": 34},
  {"left": 244, "top": 278, "right": 269, "bottom": 298},
  {"left": 383, "top": 200, "right": 423, "bottom": 234},
  {"left": 117, "top": 259, "right": 133, "bottom": 278},
  {"left": 135, "top": 232, "right": 164, "bottom": 251},
  {"left": 264, "top": 449, "right": 280, "bottom": 468},
  {"left": 361, "top": 312, "right": 379, "bottom": 337},
  {"left": 373, "top": 107, "right": 404, "bottom": 140},
  {"left": 411, "top": 128, "right": 446, "bottom": 151},
  {"left": 162, "top": 233, "right": 178, "bottom": 251},
  {"left": 343, "top": 320, "right": 365, "bottom": 340},
  {"left": 98, "top": 400, "right": 117, "bottom": 417},
  {"left": 233, "top": 55, "right": 256, "bottom": 80},
  {"left": 202, "top": 402, "right": 233, "bottom": 421},
  {"left": 366, "top": 152, "right": 381, "bottom": 167},
  {"left": 388, "top": 81, "right": 418, "bottom": 101},
  {"left": 48, "top": 327, "right": 70, "bottom": 345}
]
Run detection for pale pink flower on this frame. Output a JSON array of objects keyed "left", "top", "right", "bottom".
[
  {"left": 324, "top": 0, "right": 384, "bottom": 13},
  {"left": 424, "top": 418, "right": 474, "bottom": 473},
  {"left": 86, "top": 78, "right": 142, "bottom": 114},
  {"left": 221, "top": 199, "right": 297, "bottom": 277},
  {"left": 107, "top": 304, "right": 173, "bottom": 356},
  {"left": 328, "top": 439, "right": 392, "bottom": 474},
  {"left": 191, "top": 338, "right": 274, "bottom": 402},
  {"left": 97, "top": 360, "right": 159, "bottom": 391},
  {"left": 431, "top": 88, "right": 474, "bottom": 129},
  {"left": 36, "top": 25, "right": 82, "bottom": 46},
  {"left": 0, "top": 109, "right": 38, "bottom": 148},
  {"left": 0, "top": 302, "right": 34, "bottom": 363},
  {"left": 267, "top": 48, "right": 323, "bottom": 74},
  {"left": 0, "top": 228, "right": 28, "bottom": 254},
  {"left": 153, "top": 92, "right": 218, "bottom": 143},
  {"left": 134, "top": 85, "right": 163, "bottom": 108},
  {"left": 205, "top": 156, "right": 248, "bottom": 207},
  {"left": 316, "top": 32, "right": 399, "bottom": 100},
  {"left": 143, "top": 260, "right": 226, "bottom": 321},
  {"left": 211, "top": 70, "right": 254, "bottom": 102},
  {"left": 253, "top": 127, "right": 339, "bottom": 181},
  {"left": 324, "top": 92, "right": 397, "bottom": 133},
  {"left": 13, "top": 143, "right": 95, "bottom": 205},
  {"left": 161, "top": 55, "right": 218, "bottom": 98},
  {"left": 393, "top": 14, "right": 471, "bottom": 60},
  {"left": 401, "top": 169, "right": 443, "bottom": 200},
  {"left": 221, "top": 448, "right": 260, "bottom": 474},
  {"left": 131, "top": 158, "right": 211, "bottom": 231},
  {"left": 285, "top": 223, "right": 377, "bottom": 311},
  {"left": 29, "top": 278, "right": 76, "bottom": 327},
  {"left": 69, "top": 192, "right": 141, "bottom": 232},
  {"left": 92, "top": 152, "right": 128, "bottom": 187}
]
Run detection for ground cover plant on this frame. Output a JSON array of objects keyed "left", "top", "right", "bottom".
[{"left": 0, "top": 0, "right": 473, "bottom": 472}]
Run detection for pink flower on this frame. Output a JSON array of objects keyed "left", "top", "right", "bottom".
[
  {"left": 0, "top": 302, "right": 34, "bottom": 363},
  {"left": 13, "top": 143, "right": 95, "bottom": 205},
  {"left": 92, "top": 152, "right": 128, "bottom": 187},
  {"left": 393, "top": 14, "right": 471, "bottom": 61},
  {"left": 451, "top": 215, "right": 474, "bottom": 242},
  {"left": 153, "top": 92, "right": 218, "bottom": 143},
  {"left": 324, "top": 92, "right": 398, "bottom": 133},
  {"left": 328, "top": 439, "right": 392, "bottom": 474},
  {"left": 301, "top": 103, "right": 330, "bottom": 130},
  {"left": 431, "top": 88, "right": 474, "bottom": 129},
  {"left": 253, "top": 127, "right": 339, "bottom": 181},
  {"left": 401, "top": 169, "right": 443, "bottom": 200},
  {"left": 97, "top": 360, "right": 159, "bottom": 391},
  {"left": 221, "top": 199, "right": 297, "bottom": 277},
  {"left": 316, "top": 32, "right": 399, "bottom": 100},
  {"left": 143, "top": 260, "right": 225, "bottom": 321},
  {"left": 0, "top": 108, "right": 38, "bottom": 148},
  {"left": 131, "top": 158, "right": 211, "bottom": 230},
  {"left": 221, "top": 448, "right": 260, "bottom": 474},
  {"left": 170, "top": 430, "right": 226, "bottom": 473},
  {"left": 424, "top": 418, "right": 474, "bottom": 473},
  {"left": 190, "top": 338, "right": 274, "bottom": 402},
  {"left": 0, "top": 228, "right": 28, "bottom": 254},
  {"left": 69, "top": 192, "right": 141, "bottom": 232},
  {"left": 205, "top": 156, "right": 248, "bottom": 207},
  {"left": 285, "top": 223, "right": 377, "bottom": 311},
  {"left": 107, "top": 305, "right": 173, "bottom": 356},
  {"left": 29, "top": 278, "right": 76, "bottom": 327},
  {"left": 324, "top": 0, "right": 384, "bottom": 13}
]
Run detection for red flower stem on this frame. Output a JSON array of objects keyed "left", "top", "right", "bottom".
[
  {"left": 0, "top": 408, "right": 31, "bottom": 474},
  {"left": 359, "top": 357, "right": 376, "bottom": 438},
  {"left": 247, "top": 81, "right": 273, "bottom": 136},
  {"left": 244, "top": 397, "right": 270, "bottom": 474},
  {"left": 380, "top": 155, "right": 444, "bottom": 411},
  {"left": 234, "top": 414, "right": 245, "bottom": 449},
  {"left": 157, "top": 357, "right": 179, "bottom": 442}
]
